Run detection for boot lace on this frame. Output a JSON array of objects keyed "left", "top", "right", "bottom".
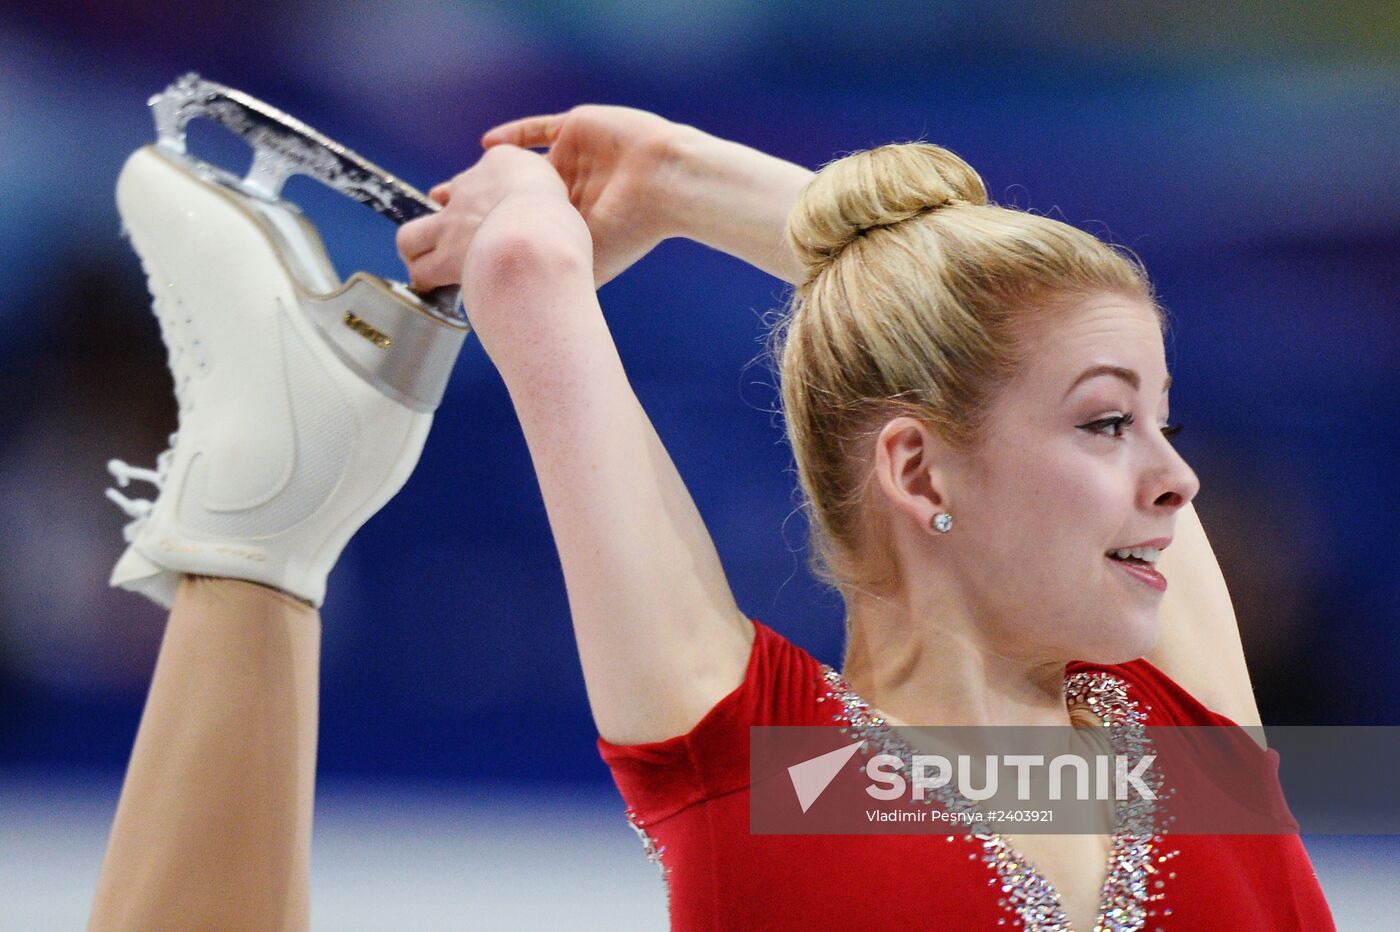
[
  {"left": 105, "top": 441, "right": 175, "bottom": 543},
  {"left": 105, "top": 246, "right": 205, "bottom": 544}
]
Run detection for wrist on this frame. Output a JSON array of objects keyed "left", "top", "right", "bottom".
[
  {"left": 649, "top": 122, "right": 718, "bottom": 242},
  {"left": 656, "top": 128, "right": 815, "bottom": 283},
  {"left": 464, "top": 216, "right": 593, "bottom": 317},
  {"left": 466, "top": 233, "right": 591, "bottom": 300},
  {"left": 467, "top": 191, "right": 593, "bottom": 281}
]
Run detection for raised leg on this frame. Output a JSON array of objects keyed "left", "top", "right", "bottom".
[
  {"left": 88, "top": 577, "right": 318, "bottom": 932},
  {"left": 88, "top": 96, "right": 464, "bottom": 929}
]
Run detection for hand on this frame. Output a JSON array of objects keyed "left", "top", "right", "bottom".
[
  {"left": 397, "top": 144, "right": 591, "bottom": 294},
  {"left": 477, "top": 105, "right": 685, "bottom": 286}
]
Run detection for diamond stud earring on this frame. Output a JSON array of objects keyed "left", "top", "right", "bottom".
[{"left": 931, "top": 512, "right": 953, "bottom": 534}]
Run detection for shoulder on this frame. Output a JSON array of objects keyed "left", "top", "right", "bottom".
[
  {"left": 678, "top": 617, "right": 832, "bottom": 727},
  {"left": 601, "top": 618, "right": 830, "bottom": 755},
  {"left": 596, "top": 618, "right": 831, "bottom": 820}
]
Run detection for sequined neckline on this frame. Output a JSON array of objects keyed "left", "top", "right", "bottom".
[{"left": 817, "top": 665, "right": 1178, "bottom": 932}]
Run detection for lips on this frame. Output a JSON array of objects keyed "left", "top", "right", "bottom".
[
  {"left": 1107, "top": 552, "right": 1167, "bottom": 592},
  {"left": 1108, "top": 537, "right": 1173, "bottom": 551}
]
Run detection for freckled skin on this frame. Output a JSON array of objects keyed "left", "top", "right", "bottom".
[{"left": 942, "top": 293, "right": 1200, "bottom": 666}]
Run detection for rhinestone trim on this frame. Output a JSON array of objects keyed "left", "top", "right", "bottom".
[
  {"left": 821, "top": 665, "right": 1176, "bottom": 931},
  {"left": 624, "top": 806, "right": 672, "bottom": 911}
]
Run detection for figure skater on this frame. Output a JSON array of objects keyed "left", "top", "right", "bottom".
[
  {"left": 400, "top": 107, "right": 1335, "bottom": 930},
  {"left": 89, "top": 107, "right": 1335, "bottom": 930}
]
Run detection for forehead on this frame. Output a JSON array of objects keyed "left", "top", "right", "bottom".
[{"left": 1017, "top": 294, "right": 1167, "bottom": 392}]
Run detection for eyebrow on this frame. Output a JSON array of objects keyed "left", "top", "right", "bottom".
[{"left": 1064, "top": 365, "right": 1171, "bottom": 398}]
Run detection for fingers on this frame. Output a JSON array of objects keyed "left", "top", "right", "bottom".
[
  {"left": 396, "top": 213, "right": 440, "bottom": 264},
  {"left": 429, "top": 183, "right": 450, "bottom": 206},
  {"left": 405, "top": 250, "right": 455, "bottom": 291},
  {"left": 481, "top": 113, "right": 563, "bottom": 150},
  {"left": 399, "top": 237, "right": 457, "bottom": 290}
]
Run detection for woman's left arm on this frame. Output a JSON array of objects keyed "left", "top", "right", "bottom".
[
  {"left": 479, "top": 106, "right": 813, "bottom": 286},
  {"left": 1147, "top": 501, "right": 1264, "bottom": 727}
]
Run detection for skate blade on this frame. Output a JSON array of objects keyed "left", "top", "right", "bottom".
[
  {"left": 147, "top": 72, "right": 463, "bottom": 328},
  {"left": 124, "top": 144, "right": 467, "bottom": 413}
]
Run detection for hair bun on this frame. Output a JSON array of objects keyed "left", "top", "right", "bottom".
[{"left": 788, "top": 142, "right": 988, "bottom": 279}]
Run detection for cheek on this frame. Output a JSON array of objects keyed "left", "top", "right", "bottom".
[
  {"left": 1044, "top": 446, "right": 1128, "bottom": 518},
  {"left": 971, "top": 450, "right": 1124, "bottom": 582},
  {"left": 998, "top": 448, "right": 1112, "bottom": 528}
]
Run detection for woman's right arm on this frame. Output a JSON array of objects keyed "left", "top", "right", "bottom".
[
  {"left": 477, "top": 112, "right": 1268, "bottom": 742},
  {"left": 400, "top": 146, "right": 753, "bottom": 745}
]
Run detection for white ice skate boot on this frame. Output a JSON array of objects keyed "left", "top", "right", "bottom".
[{"left": 105, "top": 75, "right": 470, "bottom": 608}]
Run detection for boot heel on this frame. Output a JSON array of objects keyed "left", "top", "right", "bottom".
[{"left": 307, "top": 274, "right": 467, "bottom": 413}]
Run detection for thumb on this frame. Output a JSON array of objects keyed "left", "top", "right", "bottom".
[{"left": 482, "top": 113, "right": 564, "bottom": 151}]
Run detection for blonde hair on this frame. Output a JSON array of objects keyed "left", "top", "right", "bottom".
[{"left": 768, "top": 141, "right": 1161, "bottom": 598}]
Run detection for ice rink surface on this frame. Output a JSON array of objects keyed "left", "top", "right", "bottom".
[{"left": 3, "top": 769, "right": 1395, "bottom": 930}]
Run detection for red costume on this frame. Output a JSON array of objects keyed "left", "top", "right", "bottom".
[{"left": 599, "top": 620, "right": 1335, "bottom": 931}]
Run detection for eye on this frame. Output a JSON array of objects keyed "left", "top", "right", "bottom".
[
  {"left": 1078, "top": 413, "right": 1185, "bottom": 441},
  {"left": 1079, "top": 413, "right": 1135, "bottom": 439}
]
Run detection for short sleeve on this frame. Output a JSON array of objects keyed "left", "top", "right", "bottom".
[
  {"left": 1071, "top": 656, "right": 1298, "bottom": 831},
  {"left": 597, "top": 619, "right": 827, "bottom": 824},
  {"left": 1069, "top": 655, "right": 1243, "bottom": 727}
]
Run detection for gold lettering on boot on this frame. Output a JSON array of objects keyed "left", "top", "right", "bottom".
[{"left": 343, "top": 312, "right": 392, "bottom": 348}]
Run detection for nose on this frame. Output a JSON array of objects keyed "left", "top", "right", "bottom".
[{"left": 1145, "top": 435, "right": 1200, "bottom": 512}]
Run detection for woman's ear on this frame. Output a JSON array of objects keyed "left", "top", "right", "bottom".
[{"left": 871, "top": 416, "right": 950, "bottom": 534}]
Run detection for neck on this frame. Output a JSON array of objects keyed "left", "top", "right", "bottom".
[{"left": 840, "top": 582, "right": 1074, "bottom": 728}]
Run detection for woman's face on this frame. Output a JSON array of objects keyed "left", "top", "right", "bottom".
[{"left": 944, "top": 291, "right": 1199, "bottom": 664}]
